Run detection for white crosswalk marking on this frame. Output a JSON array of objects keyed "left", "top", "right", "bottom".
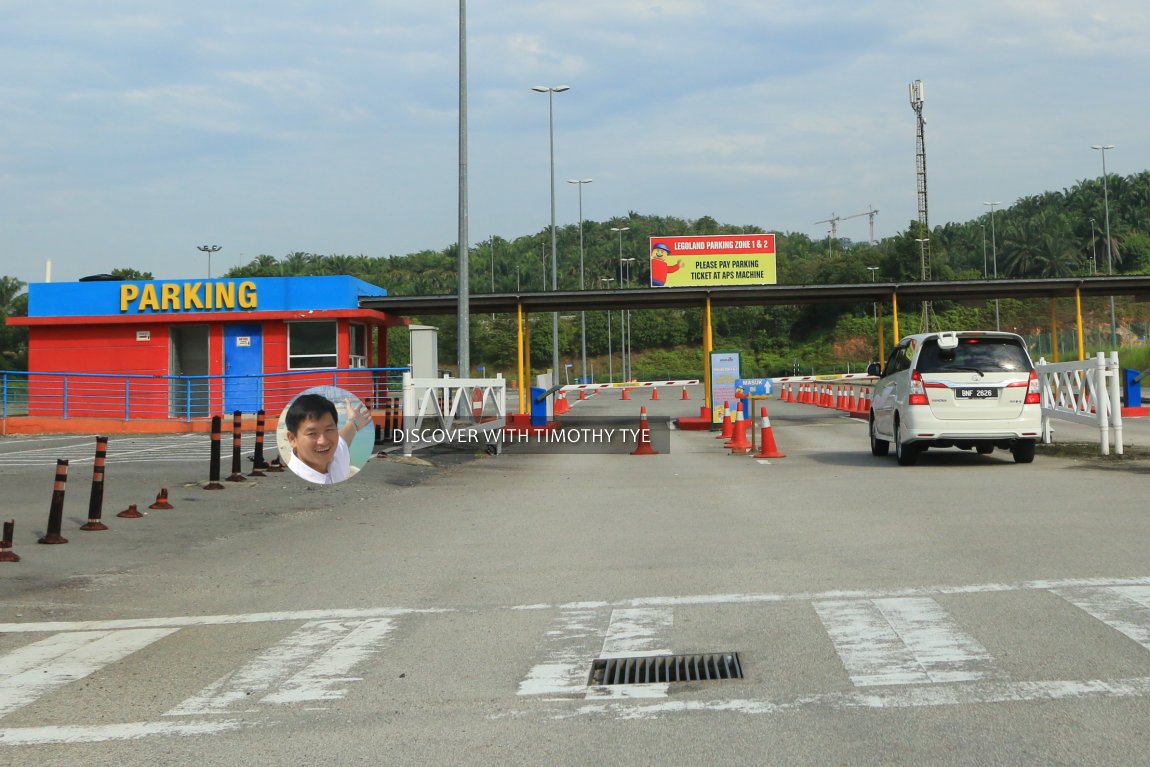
[
  {"left": 814, "top": 597, "right": 997, "bottom": 687},
  {"left": 165, "top": 619, "right": 393, "bottom": 716},
  {"left": 0, "top": 629, "right": 179, "bottom": 717},
  {"left": 1054, "top": 585, "right": 1150, "bottom": 651},
  {"left": 588, "top": 608, "right": 675, "bottom": 700},
  {"left": 518, "top": 608, "right": 605, "bottom": 696}
]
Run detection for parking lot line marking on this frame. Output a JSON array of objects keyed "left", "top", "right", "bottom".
[
  {"left": 0, "top": 719, "right": 245, "bottom": 746},
  {"left": 0, "top": 629, "right": 178, "bottom": 717},
  {"left": 814, "top": 597, "right": 996, "bottom": 687},
  {"left": 1054, "top": 585, "right": 1150, "bottom": 651}
]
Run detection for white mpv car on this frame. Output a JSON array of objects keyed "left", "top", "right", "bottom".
[{"left": 867, "top": 330, "right": 1043, "bottom": 465}]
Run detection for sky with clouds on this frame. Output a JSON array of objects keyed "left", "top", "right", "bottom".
[{"left": 1, "top": 1, "right": 1147, "bottom": 287}]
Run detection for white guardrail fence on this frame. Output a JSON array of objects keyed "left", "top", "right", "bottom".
[
  {"left": 1036, "top": 351, "right": 1123, "bottom": 456},
  {"left": 399, "top": 373, "right": 507, "bottom": 457}
]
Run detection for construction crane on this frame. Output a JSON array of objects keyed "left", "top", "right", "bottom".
[{"left": 816, "top": 206, "right": 880, "bottom": 244}]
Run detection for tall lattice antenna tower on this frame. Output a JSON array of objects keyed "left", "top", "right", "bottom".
[{"left": 909, "top": 79, "right": 932, "bottom": 331}]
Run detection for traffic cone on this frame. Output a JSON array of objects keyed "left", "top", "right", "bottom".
[
  {"left": 651, "top": 387, "right": 660, "bottom": 401},
  {"left": 631, "top": 406, "right": 659, "bottom": 455},
  {"left": 681, "top": 386, "right": 690, "bottom": 400},
  {"left": 621, "top": 387, "right": 630, "bottom": 401},
  {"left": 754, "top": 406, "right": 786, "bottom": 458},
  {"left": 117, "top": 504, "right": 145, "bottom": 519},
  {"left": 727, "top": 411, "right": 753, "bottom": 454},
  {"left": 579, "top": 389, "right": 586, "bottom": 401},
  {"left": 716, "top": 403, "right": 733, "bottom": 439},
  {"left": 149, "top": 487, "right": 173, "bottom": 510},
  {"left": 554, "top": 391, "right": 570, "bottom": 415}
]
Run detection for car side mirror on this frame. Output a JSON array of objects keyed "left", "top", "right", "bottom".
[{"left": 866, "top": 362, "right": 883, "bottom": 377}]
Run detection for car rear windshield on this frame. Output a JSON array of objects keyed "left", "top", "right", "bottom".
[{"left": 915, "top": 337, "right": 1032, "bottom": 374}]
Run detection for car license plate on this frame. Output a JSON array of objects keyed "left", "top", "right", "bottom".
[{"left": 954, "top": 387, "right": 997, "bottom": 399}]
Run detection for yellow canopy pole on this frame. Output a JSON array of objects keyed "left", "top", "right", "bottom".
[
  {"left": 516, "top": 303, "right": 526, "bottom": 414},
  {"left": 1075, "top": 288, "right": 1085, "bottom": 361},
  {"left": 892, "top": 292, "right": 900, "bottom": 343},
  {"left": 524, "top": 311, "right": 533, "bottom": 411},
  {"left": 1050, "top": 298, "right": 1059, "bottom": 362},
  {"left": 703, "top": 296, "right": 714, "bottom": 413}
]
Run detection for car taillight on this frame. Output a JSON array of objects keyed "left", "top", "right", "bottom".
[
  {"left": 1025, "top": 370, "right": 1040, "bottom": 404},
  {"left": 909, "top": 370, "right": 929, "bottom": 405},
  {"left": 1006, "top": 370, "right": 1042, "bottom": 404}
]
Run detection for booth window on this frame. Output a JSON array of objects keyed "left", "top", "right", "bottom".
[
  {"left": 288, "top": 321, "right": 338, "bottom": 369},
  {"left": 349, "top": 323, "right": 367, "bottom": 368}
]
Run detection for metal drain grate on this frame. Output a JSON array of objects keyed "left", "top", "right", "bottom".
[{"left": 589, "top": 653, "right": 743, "bottom": 686}]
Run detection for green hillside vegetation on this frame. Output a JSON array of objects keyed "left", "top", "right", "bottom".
[{"left": 223, "top": 171, "right": 1150, "bottom": 379}]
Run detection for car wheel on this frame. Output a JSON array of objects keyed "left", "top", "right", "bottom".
[
  {"left": 1011, "top": 439, "right": 1036, "bottom": 464},
  {"left": 870, "top": 416, "right": 889, "bottom": 457},
  {"left": 976, "top": 444, "right": 994, "bottom": 455},
  {"left": 895, "top": 418, "right": 919, "bottom": 466}
]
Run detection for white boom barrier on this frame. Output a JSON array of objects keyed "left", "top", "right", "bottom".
[
  {"left": 559, "top": 379, "right": 700, "bottom": 392},
  {"left": 400, "top": 373, "right": 507, "bottom": 457},
  {"left": 1036, "top": 351, "right": 1123, "bottom": 456}
]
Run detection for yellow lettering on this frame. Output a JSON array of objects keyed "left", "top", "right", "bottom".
[
  {"left": 120, "top": 285, "right": 139, "bottom": 312},
  {"left": 238, "top": 281, "right": 257, "bottom": 309},
  {"left": 139, "top": 284, "right": 159, "bottom": 311},
  {"left": 183, "top": 282, "right": 204, "bottom": 310},
  {"left": 161, "top": 283, "right": 180, "bottom": 310},
  {"left": 214, "top": 282, "right": 235, "bottom": 309}
]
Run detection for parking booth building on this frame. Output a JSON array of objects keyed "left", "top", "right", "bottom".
[{"left": 7, "top": 275, "right": 407, "bottom": 428}]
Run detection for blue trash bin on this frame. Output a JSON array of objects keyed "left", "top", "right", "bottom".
[
  {"left": 1124, "top": 369, "right": 1143, "bottom": 408},
  {"left": 530, "top": 386, "right": 548, "bottom": 427}
]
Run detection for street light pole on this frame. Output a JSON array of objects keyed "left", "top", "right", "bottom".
[
  {"left": 600, "top": 277, "right": 614, "bottom": 382},
  {"left": 1090, "top": 218, "right": 1098, "bottom": 276},
  {"left": 867, "top": 266, "right": 879, "bottom": 324},
  {"left": 533, "top": 85, "right": 570, "bottom": 388},
  {"left": 622, "top": 257, "right": 636, "bottom": 379},
  {"left": 610, "top": 226, "right": 630, "bottom": 381},
  {"left": 1092, "top": 144, "right": 1117, "bottom": 348},
  {"left": 197, "top": 245, "right": 221, "bottom": 279},
  {"left": 983, "top": 201, "right": 1001, "bottom": 331},
  {"left": 567, "top": 178, "right": 592, "bottom": 384}
]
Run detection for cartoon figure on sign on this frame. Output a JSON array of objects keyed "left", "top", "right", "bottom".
[{"left": 650, "top": 242, "right": 681, "bottom": 287}]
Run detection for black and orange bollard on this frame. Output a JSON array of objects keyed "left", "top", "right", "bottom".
[
  {"left": 227, "top": 410, "right": 246, "bottom": 482},
  {"left": 80, "top": 436, "right": 110, "bottom": 531},
  {"left": 117, "top": 504, "right": 145, "bottom": 519},
  {"left": 39, "top": 459, "right": 70, "bottom": 544},
  {"left": 630, "top": 406, "right": 659, "bottom": 456},
  {"left": 0, "top": 520, "right": 20, "bottom": 562},
  {"left": 249, "top": 409, "right": 268, "bottom": 477},
  {"left": 149, "top": 487, "right": 174, "bottom": 510},
  {"left": 205, "top": 415, "right": 224, "bottom": 489}
]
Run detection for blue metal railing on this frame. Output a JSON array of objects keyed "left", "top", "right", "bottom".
[{"left": 0, "top": 367, "right": 411, "bottom": 422}]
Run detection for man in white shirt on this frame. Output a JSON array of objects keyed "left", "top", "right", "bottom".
[{"left": 285, "top": 393, "right": 372, "bottom": 484}]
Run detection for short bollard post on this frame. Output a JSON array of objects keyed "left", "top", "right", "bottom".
[
  {"left": 266, "top": 456, "right": 284, "bottom": 472},
  {"left": 0, "top": 520, "right": 20, "bottom": 562},
  {"left": 117, "top": 504, "right": 145, "bottom": 519},
  {"left": 249, "top": 409, "right": 269, "bottom": 476},
  {"left": 39, "top": 459, "right": 70, "bottom": 544},
  {"left": 80, "top": 436, "right": 110, "bottom": 531},
  {"left": 227, "top": 410, "right": 246, "bottom": 482},
  {"left": 205, "top": 415, "right": 224, "bottom": 490}
]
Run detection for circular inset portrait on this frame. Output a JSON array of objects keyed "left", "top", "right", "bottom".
[{"left": 276, "top": 386, "right": 374, "bottom": 484}]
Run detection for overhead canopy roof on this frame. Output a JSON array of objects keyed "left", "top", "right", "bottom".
[{"left": 358, "top": 275, "right": 1150, "bottom": 315}]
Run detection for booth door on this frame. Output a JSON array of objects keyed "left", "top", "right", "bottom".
[{"left": 224, "top": 323, "right": 264, "bottom": 413}]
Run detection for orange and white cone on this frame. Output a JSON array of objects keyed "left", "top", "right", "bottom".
[
  {"left": 681, "top": 386, "right": 690, "bottom": 400},
  {"left": 631, "top": 406, "right": 659, "bottom": 455},
  {"left": 651, "top": 387, "right": 660, "bottom": 401},
  {"left": 726, "top": 411, "right": 753, "bottom": 454},
  {"left": 754, "top": 406, "right": 786, "bottom": 458},
  {"left": 621, "top": 387, "right": 630, "bottom": 401},
  {"left": 716, "top": 403, "right": 734, "bottom": 439},
  {"left": 554, "top": 391, "right": 570, "bottom": 415}
]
